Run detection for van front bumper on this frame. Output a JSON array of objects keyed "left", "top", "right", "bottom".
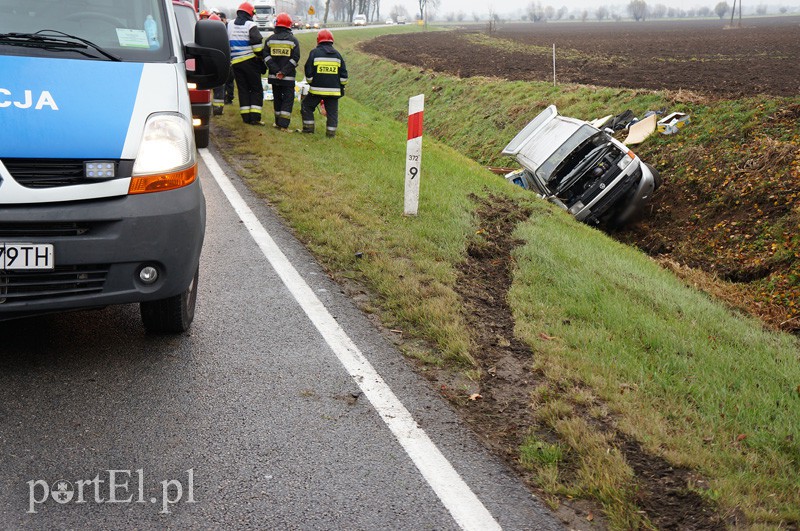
[{"left": 0, "top": 180, "right": 205, "bottom": 320}]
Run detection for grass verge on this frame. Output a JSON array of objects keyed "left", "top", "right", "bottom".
[{"left": 211, "top": 26, "right": 800, "bottom": 526}]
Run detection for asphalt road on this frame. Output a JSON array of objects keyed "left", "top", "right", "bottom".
[{"left": 0, "top": 147, "right": 562, "bottom": 530}]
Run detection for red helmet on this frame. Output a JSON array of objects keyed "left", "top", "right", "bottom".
[
  {"left": 237, "top": 2, "right": 255, "bottom": 16},
  {"left": 198, "top": 9, "right": 210, "bottom": 19},
  {"left": 208, "top": 13, "right": 221, "bottom": 21},
  {"left": 316, "top": 29, "right": 334, "bottom": 44},
  {"left": 275, "top": 13, "right": 292, "bottom": 28}
]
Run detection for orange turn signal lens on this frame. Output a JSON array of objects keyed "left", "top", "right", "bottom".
[{"left": 128, "top": 165, "right": 197, "bottom": 195}]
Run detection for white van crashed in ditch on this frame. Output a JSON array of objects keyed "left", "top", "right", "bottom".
[
  {"left": 0, "top": 0, "right": 230, "bottom": 332},
  {"left": 503, "top": 105, "right": 660, "bottom": 227}
]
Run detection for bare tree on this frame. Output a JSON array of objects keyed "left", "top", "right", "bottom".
[
  {"left": 457, "top": 11, "right": 465, "bottom": 20},
  {"left": 390, "top": 4, "right": 409, "bottom": 19},
  {"left": 487, "top": 6, "right": 502, "bottom": 34},
  {"left": 417, "top": 0, "right": 440, "bottom": 24},
  {"left": 556, "top": 6, "right": 568, "bottom": 19},
  {"left": 714, "top": 1, "right": 729, "bottom": 18},
  {"left": 355, "top": 0, "right": 368, "bottom": 19},
  {"left": 526, "top": 1, "right": 545, "bottom": 21},
  {"left": 344, "top": 0, "right": 357, "bottom": 21},
  {"left": 323, "top": 0, "right": 331, "bottom": 23},
  {"left": 651, "top": 3, "right": 666, "bottom": 17},
  {"left": 330, "top": 0, "right": 347, "bottom": 21},
  {"left": 580, "top": 9, "right": 588, "bottom": 21},
  {"left": 627, "top": 0, "right": 647, "bottom": 20},
  {"left": 595, "top": 5, "right": 609, "bottom": 19}
]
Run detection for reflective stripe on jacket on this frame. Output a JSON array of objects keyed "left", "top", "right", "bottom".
[
  {"left": 304, "top": 43, "right": 348, "bottom": 97},
  {"left": 228, "top": 17, "right": 263, "bottom": 64},
  {"left": 265, "top": 29, "right": 300, "bottom": 85}
]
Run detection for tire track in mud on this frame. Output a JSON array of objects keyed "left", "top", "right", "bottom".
[{"left": 445, "top": 192, "right": 726, "bottom": 529}]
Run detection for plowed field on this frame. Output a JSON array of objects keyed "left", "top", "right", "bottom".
[{"left": 362, "top": 16, "right": 800, "bottom": 97}]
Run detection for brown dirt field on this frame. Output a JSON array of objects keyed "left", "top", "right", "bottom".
[{"left": 362, "top": 16, "right": 800, "bottom": 97}]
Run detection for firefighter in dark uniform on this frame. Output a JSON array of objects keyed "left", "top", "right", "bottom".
[
  {"left": 228, "top": 2, "right": 266, "bottom": 125},
  {"left": 264, "top": 13, "right": 300, "bottom": 130},
  {"left": 301, "top": 29, "right": 348, "bottom": 138}
]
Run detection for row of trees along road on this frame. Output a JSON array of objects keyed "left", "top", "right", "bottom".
[{"left": 520, "top": 0, "right": 785, "bottom": 21}]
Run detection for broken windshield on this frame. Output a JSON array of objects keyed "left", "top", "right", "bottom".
[{"left": 0, "top": 0, "right": 172, "bottom": 62}]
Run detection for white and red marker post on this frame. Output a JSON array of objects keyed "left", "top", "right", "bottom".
[{"left": 404, "top": 94, "right": 424, "bottom": 216}]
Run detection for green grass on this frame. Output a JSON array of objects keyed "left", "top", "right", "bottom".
[
  {"left": 512, "top": 211, "right": 800, "bottom": 522},
  {"left": 213, "top": 25, "right": 800, "bottom": 526}
]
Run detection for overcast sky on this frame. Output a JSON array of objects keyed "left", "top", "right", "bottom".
[{"left": 206, "top": 0, "right": 713, "bottom": 21}]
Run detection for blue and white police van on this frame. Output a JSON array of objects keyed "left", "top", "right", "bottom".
[{"left": 0, "top": 0, "right": 230, "bottom": 332}]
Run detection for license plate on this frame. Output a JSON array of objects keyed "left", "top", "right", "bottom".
[{"left": 0, "top": 243, "right": 54, "bottom": 270}]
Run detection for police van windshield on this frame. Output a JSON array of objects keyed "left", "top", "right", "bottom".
[{"left": 0, "top": 0, "right": 172, "bottom": 62}]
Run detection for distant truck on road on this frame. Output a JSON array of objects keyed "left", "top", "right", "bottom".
[{"left": 253, "top": 0, "right": 277, "bottom": 31}]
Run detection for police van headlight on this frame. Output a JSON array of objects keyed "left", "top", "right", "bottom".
[{"left": 129, "top": 113, "right": 197, "bottom": 195}]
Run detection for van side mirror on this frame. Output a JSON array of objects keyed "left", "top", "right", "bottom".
[{"left": 185, "top": 20, "right": 230, "bottom": 90}]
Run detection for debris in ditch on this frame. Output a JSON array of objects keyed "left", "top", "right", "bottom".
[{"left": 657, "top": 112, "right": 691, "bottom": 134}]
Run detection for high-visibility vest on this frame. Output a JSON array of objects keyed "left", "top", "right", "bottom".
[{"left": 228, "top": 20, "right": 261, "bottom": 64}]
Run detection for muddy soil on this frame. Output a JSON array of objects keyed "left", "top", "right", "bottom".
[{"left": 434, "top": 193, "right": 729, "bottom": 529}]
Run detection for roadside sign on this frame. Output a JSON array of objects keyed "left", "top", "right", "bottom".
[
  {"left": 404, "top": 94, "right": 424, "bottom": 216},
  {"left": 308, "top": 6, "right": 315, "bottom": 15}
]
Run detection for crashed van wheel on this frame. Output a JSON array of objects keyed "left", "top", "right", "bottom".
[
  {"left": 140, "top": 268, "right": 199, "bottom": 334},
  {"left": 646, "top": 163, "right": 663, "bottom": 189}
]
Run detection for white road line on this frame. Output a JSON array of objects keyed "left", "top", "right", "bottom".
[{"left": 200, "top": 149, "right": 502, "bottom": 531}]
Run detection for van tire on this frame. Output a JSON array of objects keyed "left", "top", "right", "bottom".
[
  {"left": 646, "top": 163, "right": 663, "bottom": 189},
  {"left": 140, "top": 268, "right": 199, "bottom": 333},
  {"left": 195, "top": 129, "right": 210, "bottom": 149}
]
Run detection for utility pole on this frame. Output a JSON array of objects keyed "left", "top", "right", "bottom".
[{"left": 729, "top": 0, "right": 742, "bottom": 26}]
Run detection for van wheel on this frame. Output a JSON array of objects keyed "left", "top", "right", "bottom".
[
  {"left": 140, "top": 268, "right": 199, "bottom": 334},
  {"left": 646, "top": 163, "right": 663, "bottom": 189},
  {"left": 195, "top": 129, "right": 210, "bottom": 149}
]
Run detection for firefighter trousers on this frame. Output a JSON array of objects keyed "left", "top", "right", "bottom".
[
  {"left": 270, "top": 84, "right": 295, "bottom": 129},
  {"left": 301, "top": 94, "right": 339, "bottom": 136},
  {"left": 213, "top": 85, "right": 225, "bottom": 115},
  {"left": 233, "top": 58, "right": 264, "bottom": 124}
]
